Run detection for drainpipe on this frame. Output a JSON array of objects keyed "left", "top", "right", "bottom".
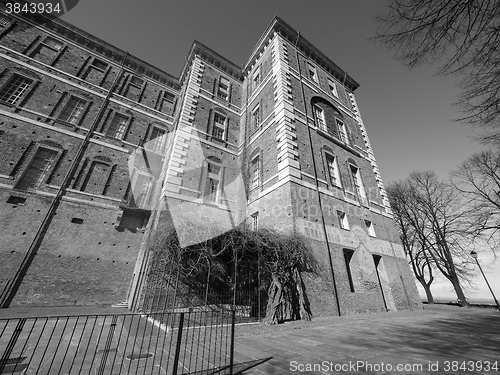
[
  {"left": 293, "top": 33, "right": 341, "bottom": 316},
  {"left": 0, "top": 52, "right": 129, "bottom": 308}
]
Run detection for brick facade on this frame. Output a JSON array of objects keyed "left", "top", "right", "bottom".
[{"left": 0, "top": 10, "right": 420, "bottom": 314}]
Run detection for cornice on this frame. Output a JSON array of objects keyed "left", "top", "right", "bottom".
[
  {"left": 243, "top": 16, "right": 360, "bottom": 92},
  {"left": 0, "top": 8, "right": 180, "bottom": 89},
  {"left": 179, "top": 41, "right": 243, "bottom": 85}
]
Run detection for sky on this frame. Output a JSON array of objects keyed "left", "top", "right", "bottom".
[{"left": 60, "top": 0, "right": 498, "bottom": 303}]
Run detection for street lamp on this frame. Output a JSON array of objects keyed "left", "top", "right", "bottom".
[{"left": 470, "top": 251, "right": 500, "bottom": 312}]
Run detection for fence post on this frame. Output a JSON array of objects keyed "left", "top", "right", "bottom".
[
  {"left": 172, "top": 312, "right": 185, "bottom": 374},
  {"left": 229, "top": 309, "right": 235, "bottom": 375},
  {"left": 0, "top": 318, "right": 26, "bottom": 373}
]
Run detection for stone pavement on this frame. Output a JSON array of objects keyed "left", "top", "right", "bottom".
[
  {"left": 232, "top": 305, "right": 500, "bottom": 375},
  {"left": 0, "top": 304, "right": 498, "bottom": 374}
]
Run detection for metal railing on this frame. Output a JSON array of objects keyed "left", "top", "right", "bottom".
[
  {"left": 0, "top": 310, "right": 235, "bottom": 375},
  {"left": 141, "top": 290, "right": 268, "bottom": 324}
]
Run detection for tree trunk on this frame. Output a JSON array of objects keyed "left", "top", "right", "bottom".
[
  {"left": 264, "top": 274, "right": 284, "bottom": 325},
  {"left": 264, "top": 268, "right": 312, "bottom": 324},
  {"left": 294, "top": 267, "right": 311, "bottom": 321},
  {"left": 422, "top": 283, "right": 434, "bottom": 304},
  {"left": 450, "top": 277, "right": 469, "bottom": 307}
]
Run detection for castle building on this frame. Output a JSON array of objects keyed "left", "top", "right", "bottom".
[{"left": 0, "top": 8, "right": 421, "bottom": 314}]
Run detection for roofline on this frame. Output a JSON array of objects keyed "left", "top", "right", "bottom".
[
  {"left": 179, "top": 40, "right": 243, "bottom": 85},
  {"left": 0, "top": 7, "right": 179, "bottom": 88},
  {"left": 244, "top": 16, "right": 360, "bottom": 92}
]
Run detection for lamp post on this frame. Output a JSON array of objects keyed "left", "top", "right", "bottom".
[{"left": 470, "top": 251, "right": 500, "bottom": 312}]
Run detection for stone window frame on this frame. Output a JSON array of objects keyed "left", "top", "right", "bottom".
[
  {"left": 0, "top": 15, "right": 15, "bottom": 37},
  {"left": 251, "top": 212, "right": 259, "bottom": 230},
  {"left": 102, "top": 110, "right": 132, "bottom": 141},
  {"left": 0, "top": 15, "right": 12, "bottom": 29},
  {"left": 28, "top": 35, "right": 66, "bottom": 66},
  {"left": 216, "top": 75, "right": 231, "bottom": 101},
  {"left": 156, "top": 89, "right": 177, "bottom": 114},
  {"left": 122, "top": 73, "right": 146, "bottom": 101},
  {"left": 80, "top": 159, "right": 115, "bottom": 196},
  {"left": 252, "top": 66, "right": 261, "bottom": 92},
  {"left": 328, "top": 78, "right": 339, "bottom": 98},
  {"left": 14, "top": 144, "right": 63, "bottom": 191},
  {"left": 0, "top": 72, "right": 37, "bottom": 107},
  {"left": 248, "top": 150, "right": 261, "bottom": 192},
  {"left": 207, "top": 108, "right": 229, "bottom": 144},
  {"left": 321, "top": 148, "right": 342, "bottom": 189},
  {"left": 79, "top": 57, "right": 110, "bottom": 86},
  {"left": 337, "top": 210, "right": 349, "bottom": 230},
  {"left": 347, "top": 158, "right": 367, "bottom": 205},
  {"left": 203, "top": 156, "right": 224, "bottom": 205},
  {"left": 311, "top": 96, "right": 352, "bottom": 146},
  {"left": 312, "top": 104, "right": 327, "bottom": 132},
  {"left": 307, "top": 63, "right": 319, "bottom": 84},
  {"left": 145, "top": 123, "right": 168, "bottom": 154},
  {"left": 365, "top": 219, "right": 376, "bottom": 237},
  {"left": 56, "top": 94, "right": 90, "bottom": 126},
  {"left": 336, "top": 118, "right": 349, "bottom": 145},
  {"left": 251, "top": 103, "right": 261, "bottom": 132}
]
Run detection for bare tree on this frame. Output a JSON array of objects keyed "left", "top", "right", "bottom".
[
  {"left": 388, "top": 172, "right": 475, "bottom": 305},
  {"left": 453, "top": 149, "right": 500, "bottom": 250},
  {"left": 375, "top": 0, "right": 500, "bottom": 139},
  {"left": 142, "top": 219, "right": 315, "bottom": 324},
  {"left": 388, "top": 182, "right": 435, "bottom": 304}
]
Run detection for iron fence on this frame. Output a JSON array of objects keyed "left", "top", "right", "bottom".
[
  {"left": 0, "top": 310, "right": 235, "bottom": 375},
  {"left": 142, "top": 290, "right": 268, "bottom": 324}
]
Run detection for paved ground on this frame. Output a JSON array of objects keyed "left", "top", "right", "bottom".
[
  {"left": 1, "top": 304, "right": 498, "bottom": 374},
  {"left": 232, "top": 305, "right": 500, "bottom": 375}
]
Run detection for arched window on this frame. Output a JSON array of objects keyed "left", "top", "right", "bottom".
[{"left": 311, "top": 97, "right": 349, "bottom": 145}]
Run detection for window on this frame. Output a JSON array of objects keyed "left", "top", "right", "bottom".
[
  {"left": 31, "top": 37, "right": 63, "bottom": 65},
  {"left": 325, "top": 153, "right": 341, "bottom": 187},
  {"left": 106, "top": 113, "right": 129, "bottom": 140},
  {"left": 124, "top": 75, "right": 144, "bottom": 100},
  {"left": 343, "top": 249, "right": 355, "bottom": 292},
  {"left": 207, "top": 161, "right": 222, "bottom": 203},
  {"left": 82, "top": 59, "right": 108, "bottom": 85},
  {"left": 15, "top": 147, "right": 58, "bottom": 190},
  {"left": 252, "top": 68, "right": 261, "bottom": 90},
  {"left": 365, "top": 220, "right": 376, "bottom": 237},
  {"left": 91, "top": 59, "right": 107, "bottom": 72},
  {"left": 0, "top": 16, "right": 11, "bottom": 28},
  {"left": 158, "top": 91, "right": 175, "bottom": 114},
  {"left": 251, "top": 212, "right": 259, "bottom": 230},
  {"left": 80, "top": 160, "right": 113, "bottom": 195},
  {"left": 251, "top": 105, "right": 261, "bottom": 130},
  {"left": 147, "top": 127, "right": 166, "bottom": 153},
  {"left": 249, "top": 155, "right": 260, "bottom": 190},
  {"left": 163, "top": 91, "right": 175, "bottom": 103},
  {"left": 313, "top": 105, "right": 327, "bottom": 132},
  {"left": 336, "top": 119, "right": 349, "bottom": 144},
  {"left": 337, "top": 210, "right": 349, "bottom": 230},
  {"left": 0, "top": 75, "right": 33, "bottom": 105},
  {"left": 212, "top": 113, "right": 226, "bottom": 140},
  {"left": 130, "top": 76, "right": 143, "bottom": 87},
  {"left": 308, "top": 63, "right": 318, "bottom": 83},
  {"left": 133, "top": 174, "right": 153, "bottom": 209},
  {"left": 58, "top": 96, "right": 86, "bottom": 125},
  {"left": 328, "top": 79, "right": 338, "bottom": 98},
  {"left": 349, "top": 164, "right": 367, "bottom": 203},
  {"left": 217, "top": 76, "right": 230, "bottom": 100}
]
